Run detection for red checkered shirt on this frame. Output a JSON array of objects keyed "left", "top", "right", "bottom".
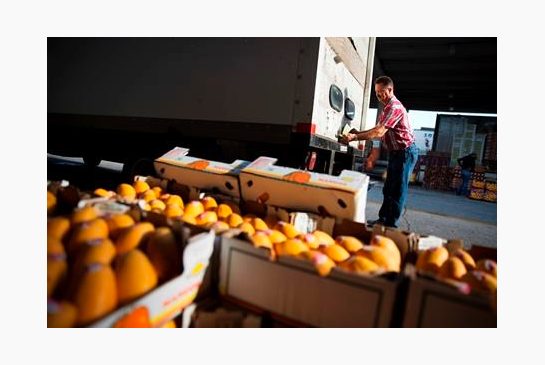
[{"left": 378, "top": 96, "right": 415, "bottom": 151}]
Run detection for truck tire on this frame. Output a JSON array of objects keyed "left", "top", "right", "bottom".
[{"left": 122, "top": 158, "right": 155, "bottom": 180}]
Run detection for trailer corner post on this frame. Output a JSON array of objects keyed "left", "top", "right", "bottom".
[{"left": 360, "top": 37, "right": 377, "bottom": 135}]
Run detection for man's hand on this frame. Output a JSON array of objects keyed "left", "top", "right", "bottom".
[{"left": 340, "top": 133, "right": 357, "bottom": 144}]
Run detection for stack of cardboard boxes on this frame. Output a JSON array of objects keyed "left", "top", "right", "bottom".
[
  {"left": 450, "top": 165, "right": 462, "bottom": 191},
  {"left": 152, "top": 147, "right": 497, "bottom": 328},
  {"left": 484, "top": 180, "right": 497, "bottom": 203},
  {"left": 423, "top": 152, "right": 452, "bottom": 191},
  {"left": 469, "top": 167, "right": 496, "bottom": 202}
]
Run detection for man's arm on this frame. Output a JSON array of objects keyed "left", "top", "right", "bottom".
[{"left": 341, "top": 125, "right": 388, "bottom": 144}]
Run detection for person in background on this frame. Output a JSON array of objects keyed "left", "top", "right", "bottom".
[
  {"left": 456, "top": 152, "right": 477, "bottom": 196},
  {"left": 341, "top": 76, "right": 417, "bottom": 228}
]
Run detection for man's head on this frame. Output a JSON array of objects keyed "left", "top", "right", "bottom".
[{"left": 375, "top": 76, "right": 394, "bottom": 105}]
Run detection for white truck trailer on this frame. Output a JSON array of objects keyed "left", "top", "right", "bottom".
[{"left": 48, "top": 37, "right": 376, "bottom": 175}]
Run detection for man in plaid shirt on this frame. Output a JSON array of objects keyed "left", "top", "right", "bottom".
[{"left": 341, "top": 76, "right": 418, "bottom": 228}]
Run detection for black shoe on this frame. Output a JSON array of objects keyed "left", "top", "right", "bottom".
[{"left": 367, "top": 219, "right": 386, "bottom": 226}]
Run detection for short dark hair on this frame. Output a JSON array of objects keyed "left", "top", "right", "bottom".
[{"left": 375, "top": 76, "right": 394, "bottom": 88}]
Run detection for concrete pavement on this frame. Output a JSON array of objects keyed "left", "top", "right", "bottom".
[
  {"left": 365, "top": 180, "right": 497, "bottom": 248},
  {"left": 367, "top": 180, "right": 497, "bottom": 224}
]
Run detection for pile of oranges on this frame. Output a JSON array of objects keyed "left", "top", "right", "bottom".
[
  {"left": 243, "top": 220, "right": 402, "bottom": 278},
  {"left": 47, "top": 180, "right": 191, "bottom": 328},
  {"left": 47, "top": 178, "right": 404, "bottom": 327},
  {"left": 47, "top": 204, "right": 185, "bottom": 327},
  {"left": 415, "top": 246, "right": 497, "bottom": 294},
  {"left": 105, "top": 180, "right": 404, "bottom": 279}
]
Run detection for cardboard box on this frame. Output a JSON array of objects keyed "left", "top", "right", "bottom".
[
  {"left": 218, "top": 236, "right": 400, "bottom": 327},
  {"left": 185, "top": 198, "right": 451, "bottom": 328},
  {"left": 154, "top": 147, "right": 250, "bottom": 199},
  {"left": 214, "top": 219, "right": 427, "bottom": 328},
  {"left": 239, "top": 156, "right": 369, "bottom": 223},
  {"left": 402, "top": 276, "right": 496, "bottom": 328},
  {"left": 402, "top": 245, "right": 497, "bottom": 328},
  {"left": 190, "top": 200, "right": 460, "bottom": 328},
  {"left": 89, "top": 228, "right": 215, "bottom": 327}
]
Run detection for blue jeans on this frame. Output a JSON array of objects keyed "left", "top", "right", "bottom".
[
  {"left": 379, "top": 143, "right": 418, "bottom": 227},
  {"left": 457, "top": 169, "right": 471, "bottom": 196}
]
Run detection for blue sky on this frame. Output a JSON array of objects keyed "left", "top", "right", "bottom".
[{"left": 366, "top": 109, "right": 497, "bottom": 130}]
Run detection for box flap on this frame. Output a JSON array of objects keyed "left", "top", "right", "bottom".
[
  {"left": 154, "top": 147, "right": 250, "bottom": 198},
  {"left": 242, "top": 157, "right": 367, "bottom": 192}
]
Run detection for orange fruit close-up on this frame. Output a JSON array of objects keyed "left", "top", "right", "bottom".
[
  {"left": 115, "top": 222, "right": 155, "bottom": 255},
  {"left": 115, "top": 249, "right": 158, "bottom": 305},
  {"left": 117, "top": 183, "right": 137, "bottom": 200},
  {"left": 72, "top": 264, "right": 118, "bottom": 327},
  {"left": 106, "top": 214, "right": 135, "bottom": 239},
  {"left": 133, "top": 180, "right": 150, "bottom": 195},
  {"left": 146, "top": 227, "right": 182, "bottom": 283}
]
